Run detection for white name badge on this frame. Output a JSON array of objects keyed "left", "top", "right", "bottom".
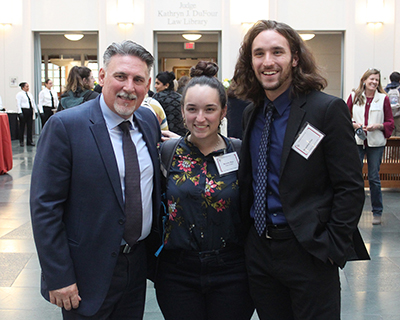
[
  {"left": 214, "top": 152, "right": 239, "bottom": 175},
  {"left": 292, "top": 123, "right": 325, "bottom": 159}
]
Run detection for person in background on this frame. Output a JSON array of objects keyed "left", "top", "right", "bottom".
[
  {"left": 384, "top": 71, "right": 400, "bottom": 136},
  {"left": 384, "top": 71, "right": 400, "bottom": 93},
  {"left": 177, "top": 75, "right": 189, "bottom": 94},
  {"left": 347, "top": 68, "right": 394, "bottom": 225},
  {"left": 16, "top": 82, "right": 38, "bottom": 146},
  {"left": 38, "top": 79, "right": 59, "bottom": 127},
  {"left": 30, "top": 40, "right": 161, "bottom": 319},
  {"left": 153, "top": 71, "right": 186, "bottom": 136},
  {"left": 93, "top": 83, "right": 103, "bottom": 94},
  {"left": 0, "top": 95, "right": 3, "bottom": 110},
  {"left": 58, "top": 66, "right": 99, "bottom": 111},
  {"left": 233, "top": 20, "right": 369, "bottom": 319},
  {"left": 142, "top": 94, "right": 169, "bottom": 130},
  {"left": 226, "top": 85, "right": 250, "bottom": 139},
  {"left": 155, "top": 61, "right": 254, "bottom": 320}
]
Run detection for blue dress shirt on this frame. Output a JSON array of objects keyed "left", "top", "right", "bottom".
[{"left": 249, "top": 87, "right": 292, "bottom": 225}]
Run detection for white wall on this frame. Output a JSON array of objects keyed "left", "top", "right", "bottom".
[{"left": 0, "top": 0, "right": 399, "bottom": 110}]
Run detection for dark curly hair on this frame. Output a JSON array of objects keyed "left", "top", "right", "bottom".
[
  {"left": 181, "top": 61, "right": 227, "bottom": 108},
  {"left": 232, "top": 20, "right": 327, "bottom": 106}
]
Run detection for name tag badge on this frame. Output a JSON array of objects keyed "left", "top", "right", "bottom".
[
  {"left": 370, "top": 103, "right": 381, "bottom": 111},
  {"left": 214, "top": 152, "right": 239, "bottom": 176},
  {"left": 292, "top": 122, "right": 325, "bottom": 159}
]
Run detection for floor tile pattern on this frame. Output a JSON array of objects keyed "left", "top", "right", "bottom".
[{"left": 1, "top": 139, "right": 399, "bottom": 319}]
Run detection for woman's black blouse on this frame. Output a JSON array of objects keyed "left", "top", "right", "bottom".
[{"left": 163, "top": 135, "right": 243, "bottom": 252}]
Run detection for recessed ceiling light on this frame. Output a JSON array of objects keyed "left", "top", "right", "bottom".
[
  {"left": 299, "top": 34, "right": 315, "bottom": 41},
  {"left": 182, "top": 34, "right": 202, "bottom": 41},
  {"left": 64, "top": 34, "right": 84, "bottom": 41}
]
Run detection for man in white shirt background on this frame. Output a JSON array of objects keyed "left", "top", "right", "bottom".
[
  {"left": 38, "top": 79, "right": 59, "bottom": 127},
  {"left": 16, "top": 82, "right": 38, "bottom": 146}
]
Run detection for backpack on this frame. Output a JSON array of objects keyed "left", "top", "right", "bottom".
[
  {"left": 57, "top": 90, "right": 94, "bottom": 112},
  {"left": 388, "top": 86, "right": 400, "bottom": 118}
]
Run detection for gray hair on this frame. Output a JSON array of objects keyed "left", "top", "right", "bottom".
[{"left": 103, "top": 40, "right": 154, "bottom": 74}]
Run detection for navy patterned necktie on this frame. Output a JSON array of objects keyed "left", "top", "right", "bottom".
[
  {"left": 254, "top": 102, "right": 275, "bottom": 236},
  {"left": 119, "top": 121, "right": 143, "bottom": 246}
]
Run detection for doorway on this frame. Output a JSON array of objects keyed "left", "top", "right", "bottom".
[
  {"left": 154, "top": 31, "right": 220, "bottom": 86},
  {"left": 39, "top": 32, "right": 99, "bottom": 98}
]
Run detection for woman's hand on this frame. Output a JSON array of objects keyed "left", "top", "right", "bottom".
[
  {"left": 366, "top": 123, "right": 384, "bottom": 131},
  {"left": 352, "top": 122, "right": 364, "bottom": 130}
]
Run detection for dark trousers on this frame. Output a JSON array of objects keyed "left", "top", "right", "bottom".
[
  {"left": 245, "top": 225, "right": 340, "bottom": 320},
  {"left": 155, "top": 246, "right": 254, "bottom": 320},
  {"left": 62, "top": 242, "right": 147, "bottom": 320},
  {"left": 41, "top": 106, "right": 54, "bottom": 127},
  {"left": 19, "top": 108, "right": 33, "bottom": 144}
]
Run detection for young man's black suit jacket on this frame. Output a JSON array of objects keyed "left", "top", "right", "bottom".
[{"left": 239, "top": 90, "right": 370, "bottom": 268}]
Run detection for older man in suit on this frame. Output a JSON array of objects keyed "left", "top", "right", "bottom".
[
  {"left": 30, "top": 41, "right": 161, "bottom": 319},
  {"left": 232, "top": 20, "right": 370, "bottom": 320}
]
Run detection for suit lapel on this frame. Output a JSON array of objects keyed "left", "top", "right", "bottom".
[
  {"left": 280, "top": 94, "right": 307, "bottom": 174},
  {"left": 89, "top": 102, "right": 124, "bottom": 212}
]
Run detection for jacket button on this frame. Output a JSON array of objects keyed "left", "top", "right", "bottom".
[
  {"left": 111, "top": 252, "right": 117, "bottom": 257},
  {"left": 119, "top": 219, "right": 124, "bottom": 225}
]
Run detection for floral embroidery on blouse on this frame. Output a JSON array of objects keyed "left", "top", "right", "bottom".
[{"left": 162, "top": 136, "right": 242, "bottom": 251}]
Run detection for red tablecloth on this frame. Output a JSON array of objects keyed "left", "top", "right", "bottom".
[{"left": 0, "top": 113, "right": 13, "bottom": 174}]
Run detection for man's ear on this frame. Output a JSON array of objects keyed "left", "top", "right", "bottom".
[
  {"left": 292, "top": 53, "right": 299, "bottom": 67},
  {"left": 98, "top": 68, "right": 106, "bottom": 86}
]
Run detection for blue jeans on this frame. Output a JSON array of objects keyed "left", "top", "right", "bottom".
[
  {"left": 358, "top": 145, "right": 384, "bottom": 216},
  {"left": 155, "top": 246, "right": 254, "bottom": 320}
]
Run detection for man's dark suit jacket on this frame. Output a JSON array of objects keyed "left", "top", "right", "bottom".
[
  {"left": 239, "top": 90, "right": 370, "bottom": 269},
  {"left": 30, "top": 96, "right": 161, "bottom": 316}
]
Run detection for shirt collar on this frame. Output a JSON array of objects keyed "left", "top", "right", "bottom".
[
  {"left": 264, "top": 86, "right": 292, "bottom": 116},
  {"left": 99, "top": 95, "right": 135, "bottom": 130}
]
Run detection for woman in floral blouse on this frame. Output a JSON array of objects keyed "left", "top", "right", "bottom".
[{"left": 155, "top": 61, "right": 254, "bottom": 320}]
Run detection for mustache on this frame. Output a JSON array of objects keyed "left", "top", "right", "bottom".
[{"left": 117, "top": 92, "right": 137, "bottom": 100}]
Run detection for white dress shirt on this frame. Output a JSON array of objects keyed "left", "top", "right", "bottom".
[
  {"left": 38, "top": 88, "right": 59, "bottom": 113},
  {"left": 16, "top": 91, "right": 38, "bottom": 114},
  {"left": 100, "top": 95, "right": 154, "bottom": 241}
]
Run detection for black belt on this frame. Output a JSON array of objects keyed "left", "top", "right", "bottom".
[
  {"left": 264, "top": 224, "right": 294, "bottom": 240},
  {"left": 120, "top": 242, "right": 141, "bottom": 254},
  {"left": 160, "top": 244, "right": 244, "bottom": 260}
]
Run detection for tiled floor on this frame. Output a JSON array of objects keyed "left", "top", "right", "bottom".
[{"left": 1, "top": 139, "right": 400, "bottom": 319}]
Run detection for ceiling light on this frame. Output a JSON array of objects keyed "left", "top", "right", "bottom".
[
  {"left": 64, "top": 34, "right": 84, "bottom": 41},
  {"left": 49, "top": 58, "right": 74, "bottom": 67},
  {"left": 182, "top": 34, "right": 202, "bottom": 41},
  {"left": 117, "top": 0, "right": 134, "bottom": 25},
  {"left": 367, "top": 22, "right": 383, "bottom": 28},
  {"left": 300, "top": 34, "right": 315, "bottom": 41},
  {"left": 118, "top": 23, "right": 133, "bottom": 28}
]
